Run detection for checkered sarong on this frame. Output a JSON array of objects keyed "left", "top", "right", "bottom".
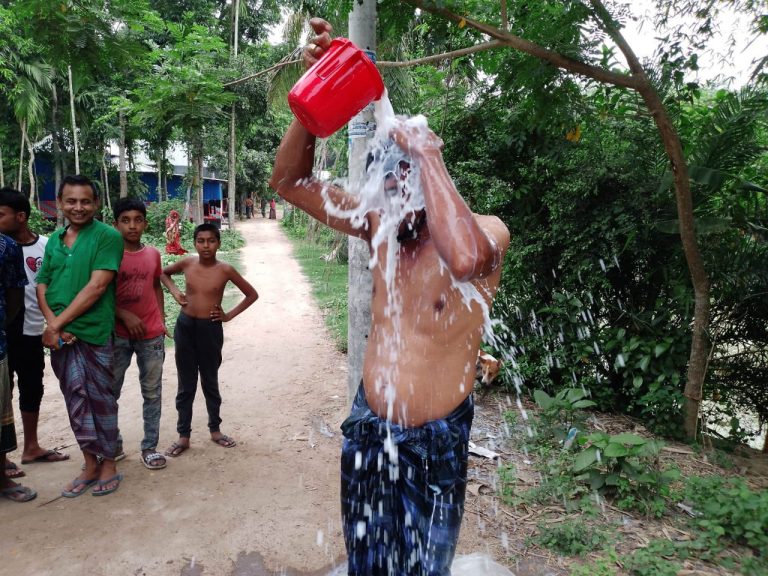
[
  {"left": 51, "top": 341, "right": 118, "bottom": 458},
  {"left": 340, "top": 384, "right": 474, "bottom": 576},
  {"left": 0, "top": 357, "right": 17, "bottom": 454}
]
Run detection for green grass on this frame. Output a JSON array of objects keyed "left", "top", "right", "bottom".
[{"left": 289, "top": 239, "right": 349, "bottom": 353}]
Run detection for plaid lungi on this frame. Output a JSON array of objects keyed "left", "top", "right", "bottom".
[
  {"left": 0, "top": 357, "right": 16, "bottom": 454},
  {"left": 341, "top": 383, "right": 474, "bottom": 576},
  {"left": 51, "top": 341, "right": 118, "bottom": 458}
]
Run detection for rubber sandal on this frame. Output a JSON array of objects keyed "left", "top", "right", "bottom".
[
  {"left": 211, "top": 435, "right": 236, "bottom": 448},
  {"left": 62, "top": 477, "right": 97, "bottom": 498},
  {"left": 92, "top": 474, "right": 123, "bottom": 497},
  {"left": 141, "top": 451, "right": 167, "bottom": 470},
  {"left": 1, "top": 484, "right": 37, "bottom": 502}
]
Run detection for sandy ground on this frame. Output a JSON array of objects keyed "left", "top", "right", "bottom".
[{"left": 0, "top": 217, "right": 497, "bottom": 576}]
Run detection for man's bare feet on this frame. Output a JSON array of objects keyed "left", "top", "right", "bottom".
[
  {"left": 91, "top": 460, "right": 121, "bottom": 496},
  {"left": 165, "top": 437, "right": 190, "bottom": 457},
  {"left": 21, "top": 448, "right": 70, "bottom": 464},
  {"left": 211, "top": 432, "right": 236, "bottom": 448}
]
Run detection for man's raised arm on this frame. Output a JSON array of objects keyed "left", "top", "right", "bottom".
[
  {"left": 268, "top": 18, "right": 369, "bottom": 240},
  {"left": 392, "top": 123, "right": 510, "bottom": 282}
]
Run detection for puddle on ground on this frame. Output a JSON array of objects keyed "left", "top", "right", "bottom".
[{"left": 180, "top": 552, "right": 340, "bottom": 576}]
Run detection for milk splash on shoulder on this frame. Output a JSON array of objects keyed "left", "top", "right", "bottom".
[{"left": 320, "top": 92, "right": 498, "bottom": 416}]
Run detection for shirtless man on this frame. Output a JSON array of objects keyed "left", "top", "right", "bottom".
[
  {"left": 161, "top": 223, "right": 258, "bottom": 457},
  {"left": 269, "top": 18, "right": 510, "bottom": 575}
]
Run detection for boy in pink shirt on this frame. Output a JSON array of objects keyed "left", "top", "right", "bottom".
[{"left": 112, "top": 198, "right": 167, "bottom": 470}]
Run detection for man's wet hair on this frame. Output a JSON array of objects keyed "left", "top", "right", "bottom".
[
  {"left": 0, "top": 187, "right": 31, "bottom": 218},
  {"left": 58, "top": 174, "right": 99, "bottom": 199},
  {"left": 113, "top": 197, "right": 147, "bottom": 220},
  {"left": 194, "top": 222, "right": 220, "bottom": 241}
]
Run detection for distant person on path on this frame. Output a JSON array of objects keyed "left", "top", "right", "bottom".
[
  {"left": 244, "top": 196, "right": 254, "bottom": 219},
  {"left": 259, "top": 196, "right": 267, "bottom": 218},
  {"left": 37, "top": 175, "right": 125, "bottom": 497},
  {"left": 165, "top": 209, "right": 187, "bottom": 255},
  {"left": 161, "top": 223, "right": 258, "bottom": 457},
  {"left": 0, "top": 188, "right": 70, "bottom": 480},
  {"left": 268, "top": 198, "right": 276, "bottom": 220},
  {"left": 270, "top": 18, "right": 510, "bottom": 575},
  {"left": 112, "top": 198, "right": 167, "bottom": 471},
  {"left": 0, "top": 231, "right": 34, "bottom": 502}
]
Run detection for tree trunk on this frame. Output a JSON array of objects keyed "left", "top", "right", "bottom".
[
  {"left": 156, "top": 149, "right": 164, "bottom": 202},
  {"left": 228, "top": 105, "right": 237, "bottom": 228},
  {"left": 67, "top": 64, "right": 79, "bottom": 174},
  {"left": 24, "top": 129, "right": 36, "bottom": 203},
  {"left": 162, "top": 148, "right": 168, "bottom": 201},
  {"left": 118, "top": 110, "right": 128, "bottom": 198},
  {"left": 346, "top": 0, "right": 377, "bottom": 402},
  {"left": 17, "top": 120, "right": 26, "bottom": 190},
  {"left": 0, "top": 145, "right": 5, "bottom": 188},
  {"left": 51, "top": 85, "right": 63, "bottom": 214},
  {"left": 102, "top": 153, "right": 112, "bottom": 212},
  {"left": 227, "top": 0, "right": 240, "bottom": 229}
]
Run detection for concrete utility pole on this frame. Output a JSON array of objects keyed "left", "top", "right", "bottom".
[{"left": 346, "top": 0, "right": 377, "bottom": 402}]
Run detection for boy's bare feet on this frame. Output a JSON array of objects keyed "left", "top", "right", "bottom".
[
  {"left": 165, "top": 437, "right": 190, "bottom": 457},
  {"left": 211, "top": 432, "right": 236, "bottom": 448}
]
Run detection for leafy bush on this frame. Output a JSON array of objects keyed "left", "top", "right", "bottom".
[
  {"left": 621, "top": 540, "right": 681, "bottom": 576},
  {"left": 573, "top": 432, "right": 680, "bottom": 517},
  {"left": 532, "top": 387, "right": 595, "bottom": 445},
  {"left": 683, "top": 475, "right": 768, "bottom": 564},
  {"left": 534, "top": 520, "right": 608, "bottom": 556}
]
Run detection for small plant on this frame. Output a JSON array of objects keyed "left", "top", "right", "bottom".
[
  {"left": 622, "top": 539, "right": 681, "bottom": 576},
  {"left": 534, "top": 519, "right": 608, "bottom": 556},
  {"left": 532, "top": 387, "right": 595, "bottom": 445},
  {"left": 570, "top": 550, "right": 619, "bottom": 576},
  {"left": 683, "top": 475, "right": 768, "bottom": 567},
  {"left": 572, "top": 432, "right": 679, "bottom": 517}
]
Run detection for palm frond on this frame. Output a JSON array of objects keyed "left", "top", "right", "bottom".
[{"left": 266, "top": 46, "right": 305, "bottom": 111}]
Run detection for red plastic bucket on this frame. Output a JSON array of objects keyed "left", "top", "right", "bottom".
[{"left": 288, "top": 38, "right": 385, "bottom": 138}]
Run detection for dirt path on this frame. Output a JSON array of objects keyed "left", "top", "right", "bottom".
[{"left": 1, "top": 217, "right": 502, "bottom": 576}]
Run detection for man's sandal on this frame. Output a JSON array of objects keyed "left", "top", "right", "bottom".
[{"left": 141, "top": 451, "right": 167, "bottom": 470}]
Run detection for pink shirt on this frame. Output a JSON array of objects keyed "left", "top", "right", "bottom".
[{"left": 115, "top": 246, "right": 165, "bottom": 340}]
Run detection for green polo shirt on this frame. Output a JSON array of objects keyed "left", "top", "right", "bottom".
[{"left": 37, "top": 219, "right": 123, "bottom": 345}]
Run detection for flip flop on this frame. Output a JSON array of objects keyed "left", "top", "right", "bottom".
[
  {"left": 62, "top": 477, "right": 97, "bottom": 498},
  {"left": 141, "top": 451, "right": 167, "bottom": 470},
  {"left": 212, "top": 435, "right": 236, "bottom": 448},
  {"left": 0, "top": 484, "right": 37, "bottom": 502},
  {"left": 4, "top": 461, "right": 25, "bottom": 479},
  {"left": 21, "top": 449, "right": 70, "bottom": 465},
  {"left": 92, "top": 474, "right": 123, "bottom": 497},
  {"left": 164, "top": 442, "right": 189, "bottom": 458}
]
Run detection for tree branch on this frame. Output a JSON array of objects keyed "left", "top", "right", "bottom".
[
  {"left": 404, "top": 0, "right": 640, "bottom": 90},
  {"left": 223, "top": 58, "right": 302, "bottom": 88},
  {"left": 378, "top": 40, "right": 504, "bottom": 68}
]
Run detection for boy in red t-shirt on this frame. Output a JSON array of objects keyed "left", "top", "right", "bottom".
[{"left": 112, "top": 198, "right": 167, "bottom": 470}]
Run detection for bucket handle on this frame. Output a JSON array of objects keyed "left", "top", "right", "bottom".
[{"left": 317, "top": 57, "right": 343, "bottom": 80}]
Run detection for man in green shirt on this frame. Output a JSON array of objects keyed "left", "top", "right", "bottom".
[{"left": 37, "top": 175, "right": 125, "bottom": 497}]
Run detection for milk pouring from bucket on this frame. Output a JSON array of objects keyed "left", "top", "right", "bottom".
[{"left": 288, "top": 38, "right": 385, "bottom": 138}]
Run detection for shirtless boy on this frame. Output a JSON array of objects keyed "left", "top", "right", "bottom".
[
  {"left": 161, "top": 223, "right": 258, "bottom": 457},
  {"left": 270, "top": 19, "right": 510, "bottom": 574}
]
